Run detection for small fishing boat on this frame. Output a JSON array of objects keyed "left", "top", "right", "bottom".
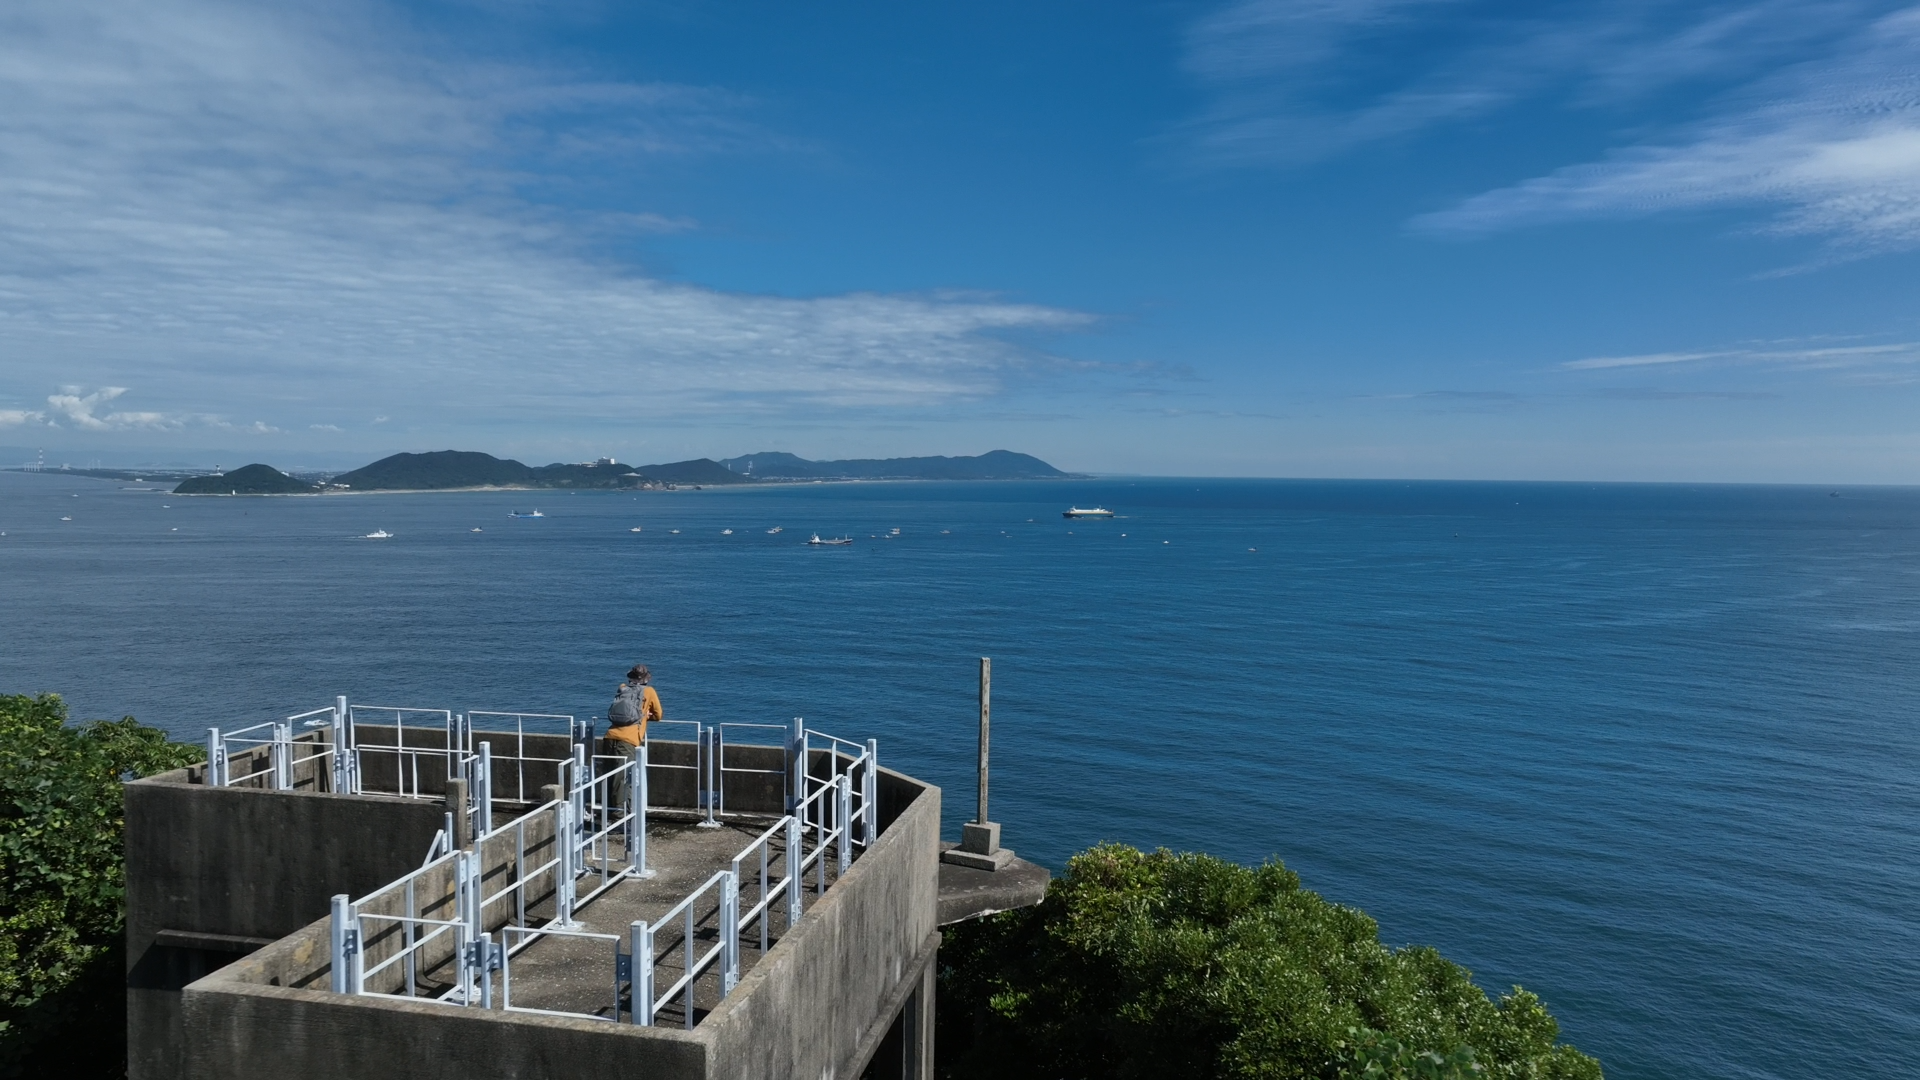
[
  {"left": 364, "top": 530, "right": 392, "bottom": 539},
  {"left": 471, "top": 528, "right": 483, "bottom": 533},
  {"left": 890, "top": 527, "right": 901, "bottom": 535},
  {"left": 629, "top": 527, "right": 643, "bottom": 533},
  {"left": 59, "top": 515, "right": 71, "bottom": 522},
  {"left": 722, "top": 528, "right": 733, "bottom": 535},
  {"left": 669, "top": 529, "right": 680, "bottom": 534},
  {"left": 807, "top": 534, "right": 853, "bottom": 546},
  {"left": 1063, "top": 507, "right": 1115, "bottom": 518},
  {"left": 767, "top": 526, "right": 783, "bottom": 534},
  {"left": 508, "top": 510, "right": 544, "bottom": 519}
]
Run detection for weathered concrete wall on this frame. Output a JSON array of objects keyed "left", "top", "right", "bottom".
[
  {"left": 175, "top": 767, "right": 939, "bottom": 1080},
  {"left": 184, "top": 930, "right": 709, "bottom": 1080},
  {"left": 701, "top": 766, "right": 941, "bottom": 1080},
  {"left": 126, "top": 774, "right": 447, "bottom": 1079}
]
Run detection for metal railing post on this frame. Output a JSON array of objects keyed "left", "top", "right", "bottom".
[
  {"left": 470, "top": 926, "right": 487, "bottom": 1006},
  {"left": 554, "top": 797, "right": 578, "bottom": 929},
  {"left": 329, "top": 894, "right": 358, "bottom": 994},
  {"left": 331, "top": 696, "right": 351, "bottom": 793},
  {"left": 631, "top": 744, "right": 652, "bottom": 877},
  {"left": 476, "top": 741, "right": 494, "bottom": 838},
  {"left": 864, "top": 739, "right": 878, "bottom": 845},
  {"left": 836, "top": 773, "right": 852, "bottom": 876},
  {"left": 797, "top": 723, "right": 811, "bottom": 823},
  {"left": 788, "top": 717, "right": 804, "bottom": 813},
  {"left": 698, "top": 726, "right": 719, "bottom": 828},
  {"left": 571, "top": 743, "right": 588, "bottom": 847},
  {"left": 630, "top": 921, "right": 653, "bottom": 1025},
  {"left": 720, "top": 873, "right": 739, "bottom": 997},
  {"left": 270, "top": 723, "right": 289, "bottom": 790},
  {"left": 206, "top": 727, "right": 226, "bottom": 787},
  {"left": 785, "top": 814, "right": 803, "bottom": 926},
  {"left": 448, "top": 713, "right": 466, "bottom": 782},
  {"left": 454, "top": 850, "right": 476, "bottom": 1004}
]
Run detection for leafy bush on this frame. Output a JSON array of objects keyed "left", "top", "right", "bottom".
[
  {"left": 0, "top": 694, "right": 199, "bottom": 1077},
  {"left": 938, "top": 844, "right": 1601, "bottom": 1080}
]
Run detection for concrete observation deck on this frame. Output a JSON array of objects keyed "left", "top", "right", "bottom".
[{"left": 126, "top": 706, "right": 1045, "bottom": 1080}]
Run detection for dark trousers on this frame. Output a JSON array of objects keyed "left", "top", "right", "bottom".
[{"left": 602, "top": 733, "right": 641, "bottom": 820}]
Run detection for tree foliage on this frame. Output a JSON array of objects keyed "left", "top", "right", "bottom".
[
  {"left": 0, "top": 694, "right": 199, "bottom": 1076},
  {"left": 938, "top": 844, "right": 1602, "bottom": 1080}
]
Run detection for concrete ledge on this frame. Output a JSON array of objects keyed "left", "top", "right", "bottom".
[
  {"left": 937, "top": 844, "right": 1049, "bottom": 925},
  {"left": 152, "top": 930, "right": 277, "bottom": 954}
]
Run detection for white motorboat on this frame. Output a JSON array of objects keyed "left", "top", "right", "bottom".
[
  {"left": 471, "top": 528, "right": 483, "bottom": 533},
  {"left": 1062, "top": 507, "right": 1115, "bottom": 518},
  {"left": 722, "top": 528, "right": 733, "bottom": 535},
  {"left": 364, "top": 530, "right": 392, "bottom": 539},
  {"left": 767, "top": 526, "right": 783, "bottom": 534},
  {"left": 807, "top": 534, "right": 853, "bottom": 546},
  {"left": 629, "top": 526, "right": 643, "bottom": 533},
  {"left": 509, "top": 510, "right": 544, "bottom": 519}
]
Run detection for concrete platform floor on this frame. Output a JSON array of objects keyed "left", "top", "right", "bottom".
[{"left": 483, "top": 815, "right": 847, "bottom": 1025}]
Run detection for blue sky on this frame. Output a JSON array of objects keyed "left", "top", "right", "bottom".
[{"left": 3, "top": 0, "right": 1920, "bottom": 480}]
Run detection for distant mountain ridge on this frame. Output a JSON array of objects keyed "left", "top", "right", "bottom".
[
  {"left": 719, "top": 450, "right": 1068, "bottom": 480},
  {"left": 326, "top": 451, "right": 751, "bottom": 491},
  {"left": 160, "top": 448, "right": 1068, "bottom": 494}
]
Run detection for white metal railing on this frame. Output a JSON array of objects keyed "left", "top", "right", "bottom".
[
  {"left": 715, "top": 722, "right": 791, "bottom": 818},
  {"left": 205, "top": 700, "right": 347, "bottom": 791},
  {"left": 464, "top": 711, "right": 577, "bottom": 803},
  {"left": 314, "top": 705, "right": 881, "bottom": 1030},
  {"left": 349, "top": 705, "right": 461, "bottom": 800},
  {"left": 630, "top": 871, "right": 737, "bottom": 1027},
  {"left": 799, "top": 727, "right": 878, "bottom": 851},
  {"left": 731, "top": 815, "right": 803, "bottom": 955}
]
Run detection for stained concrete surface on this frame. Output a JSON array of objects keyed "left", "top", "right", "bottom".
[{"left": 936, "top": 842, "right": 1050, "bottom": 925}]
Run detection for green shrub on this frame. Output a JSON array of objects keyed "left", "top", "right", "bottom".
[
  {"left": 937, "top": 844, "right": 1601, "bottom": 1080},
  {"left": 0, "top": 694, "right": 199, "bottom": 1077}
]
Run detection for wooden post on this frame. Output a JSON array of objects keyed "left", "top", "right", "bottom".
[{"left": 977, "top": 657, "right": 990, "bottom": 825}]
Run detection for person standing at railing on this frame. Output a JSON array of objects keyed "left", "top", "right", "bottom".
[{"left": 604, "top": 664, "right": 661, "bottom": 819}]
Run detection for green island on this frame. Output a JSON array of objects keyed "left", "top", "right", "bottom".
[
  {"left": 171, "top": 463, "right": 318, "bottom": 495},
  {"left": 0, "top": 691, "right": 1599, "bottom": 1080}
]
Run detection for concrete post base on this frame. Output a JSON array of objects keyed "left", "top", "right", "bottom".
[{"left": 941, "top": 845, "right": 1016, "bottom": 871}]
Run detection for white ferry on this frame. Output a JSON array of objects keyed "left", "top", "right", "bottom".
[
  {"left": 509, "top": 510, "right": 544, "bottom": 519},
  {"left": 1062, "top": 507, "right": 1115, "bottom": 518}
]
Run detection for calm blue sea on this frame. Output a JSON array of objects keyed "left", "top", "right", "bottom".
[{"left": 2, "top": 471, "right": 1915, "bottom": 1078}]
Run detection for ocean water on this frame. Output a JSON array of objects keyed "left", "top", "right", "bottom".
[{"left": 2, "top": 471, "right": 1916, "bottom": 1079}]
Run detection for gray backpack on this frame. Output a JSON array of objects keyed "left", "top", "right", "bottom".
[{"left": 609, "top": 681, "right": 646, "bottom": 725}]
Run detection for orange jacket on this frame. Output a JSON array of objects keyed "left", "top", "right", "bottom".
[{"left": 605, "top": 683, "right": 661, "bottom": 747}]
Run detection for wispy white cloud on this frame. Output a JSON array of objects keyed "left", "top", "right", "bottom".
[
  {"left": 1561, "top": 352, "right": 1735, "bottom": 371},
  {"left": 0, "top": 0, "right": 1093, "bottom": 443},
  {"left": 1181, "top": 0, "right": 1896, "bottom": 167},
  {"left": 1562, "top": 340, "right": 1920, "bottom": 370},
  {"left": 1416, "top": 6, "right": 1920, "bottom": 253}
]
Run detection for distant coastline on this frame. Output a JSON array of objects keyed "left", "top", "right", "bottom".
[{"left": 5, "top": 448, "right": 1078, "bottom": 495}]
